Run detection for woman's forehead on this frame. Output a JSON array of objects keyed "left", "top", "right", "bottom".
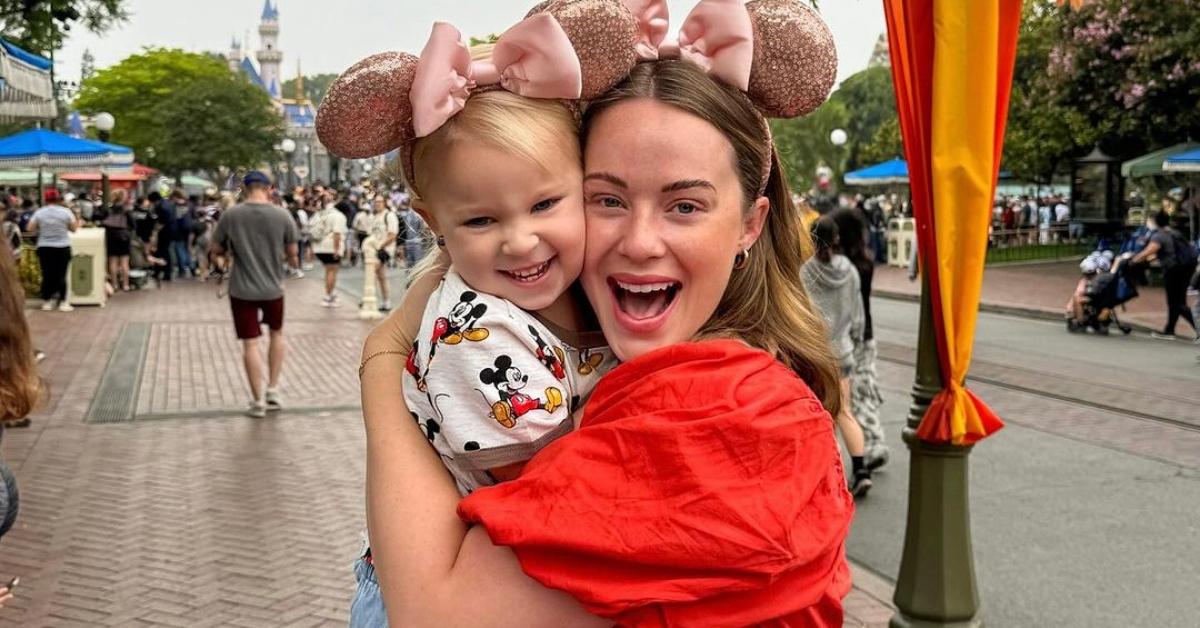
[{"left": 584, "top": 99, "right": 736, "bottom": 183}]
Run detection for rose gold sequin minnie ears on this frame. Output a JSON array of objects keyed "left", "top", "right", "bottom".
[
  {"left": 316, "top": 0, "right": 641, "bottom": 164},
  {"left": 622, "top": 0, "right": 837, "bottom": 119}
]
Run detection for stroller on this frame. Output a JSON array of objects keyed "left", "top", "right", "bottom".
[{"left": 1066, "top": 252, "right": 1138, "bottom": 335}]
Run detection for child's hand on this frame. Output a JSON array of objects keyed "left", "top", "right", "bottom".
[{"left": 0, "top": 585, "right": 13, "bottom": 609}]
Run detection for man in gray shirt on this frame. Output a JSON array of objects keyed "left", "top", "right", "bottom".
[{"left": 210, "top": 171, "right": 299, "bottom": 418}]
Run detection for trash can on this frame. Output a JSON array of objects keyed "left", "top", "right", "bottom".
[{"left": 68, "top": 227, "right": 106, "bottom": 307}]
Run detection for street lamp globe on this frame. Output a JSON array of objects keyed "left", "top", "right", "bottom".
[
  {"left": 280, "top": 138, "right": 297, "bottom": 154},
  {"left": 830, "top": 128, "right": 847, "bottom": 146},
  {"left": 93, "top": 112, "right": 115, "bottom": 133}
]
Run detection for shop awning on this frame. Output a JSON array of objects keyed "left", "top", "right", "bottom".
[
  {"left": 0, "top": 38, "right": 55, "bottom": 121},
  {"left": 1163, "top": 147, "right": 1200, "bottom": 173},
  {"left": 844, "top": 158, "right": 909, "bottom": 186},
  {"left": 0, "top": 128, "right": 133, "bottom": 171},
  {"left": 1120, "top": 142, "right": 1200, "bottom": 178}
]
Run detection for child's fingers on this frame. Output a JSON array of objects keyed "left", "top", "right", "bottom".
[{"left": 0, "top": 592, "right": 12, "bottom": 607}]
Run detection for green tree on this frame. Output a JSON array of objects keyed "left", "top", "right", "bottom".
[
  {"left": 155, "top": 77, "right": 285, "bottom": 177},
  {"left": 826, "top": 65, "right": 897, "bottom": 172},
  {"left": 1002, "top": 0, "right": 1200, "bottom": 180},
  {"left": 771, "top": 99, "right": 848, "bottom": 193},
  {"left": 280, "top": 73, "right": 337, "bottom": 105},
  {"left": 857, "top": 116, "right": 903, "bottom": 166},
  {"left": 74, "top": 48, "right": 284, "bottom": 176},
  {"left": 0, "top": 0, "right": 127, "bottom": 55}
]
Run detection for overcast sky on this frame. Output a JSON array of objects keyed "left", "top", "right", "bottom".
[{"left": 55, "top": 0, "right": 885, "bottom": 89}]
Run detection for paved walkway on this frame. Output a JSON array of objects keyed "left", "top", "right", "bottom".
[
  {"left": 0, "top": 273, "right": 894, "bottom": 627},
  {"left": 874, "top": 260, "right": 1198, "bottom": 335}
]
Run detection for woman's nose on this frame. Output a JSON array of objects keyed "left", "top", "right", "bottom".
[{"left": 617, "top": 208, "right": 665, "bottom": 261}]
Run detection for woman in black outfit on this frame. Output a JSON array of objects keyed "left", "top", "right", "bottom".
[
  {"left": 832, "top": 207, "right": 890, "bottom": 470},
  {"left": 101, "top": 189, "right": 135, "bottom": 292}
]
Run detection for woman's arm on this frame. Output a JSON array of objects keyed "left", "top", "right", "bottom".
[
  {"left": 361, "top": 263, "right": 605, "bottom": 628},
  {"left": 1131, "top": 239, "right": 1160, "bottom": 265}
]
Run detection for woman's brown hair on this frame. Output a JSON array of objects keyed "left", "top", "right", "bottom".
[
  {"left": 582, "top": 60, "right": 842, "bottom": 416},
  {"left": 0, "top": 238, "right": 42, "bottom": 423}
]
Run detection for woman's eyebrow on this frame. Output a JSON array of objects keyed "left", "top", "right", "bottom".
[
  {"left": 584, "top": 172, "right": 627, "bottom": 188},
  {"left": 662, "top": 179, "right": 715, "bottom": 193}
]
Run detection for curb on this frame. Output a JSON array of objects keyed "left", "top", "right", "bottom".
[
  {"left": 874, "top": 290, "right": 1160, "bottom": 335},
  {"left": 849, "top": 560, "right": 896, "bottom": 611}
]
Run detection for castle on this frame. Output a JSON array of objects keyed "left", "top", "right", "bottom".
[{"left": 225, "top": 0, "right": 333, "bottom": 185}]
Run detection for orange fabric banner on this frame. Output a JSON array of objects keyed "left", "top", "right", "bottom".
[{"left": 884, "top": 0, "right": 1019, "bottom": 445}]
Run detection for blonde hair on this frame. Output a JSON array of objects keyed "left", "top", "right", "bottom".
[
  {"left": 408, "top": 45, "right": 580, "bottom": 202},
  {"left": 583, "top": 60, "right": 842, "bottom": 416}
]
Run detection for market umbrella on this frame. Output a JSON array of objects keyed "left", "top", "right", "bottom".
[
  {"left": 843, "top": 158, "right": 909, "bottom": 186},
  {"left": 1121, "top": 142, "right": 1200, "bottom": 178},
  {"left": 0, "top": 128, "right": 133, "bottom": 170}
]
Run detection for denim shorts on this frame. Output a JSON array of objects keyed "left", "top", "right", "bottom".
[{"left": 349, "top": 557, "right": 389, "bottom": 628}]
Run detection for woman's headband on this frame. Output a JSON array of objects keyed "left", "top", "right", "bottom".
[{"left": 316, "top": 0, "right": 837, "bottom": 195}]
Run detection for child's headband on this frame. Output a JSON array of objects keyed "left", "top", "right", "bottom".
[{"left": 316, "top": 0, "right": 836, "bottom": 195}]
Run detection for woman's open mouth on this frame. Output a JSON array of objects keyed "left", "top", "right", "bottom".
[
  {"left": 501, "top": 258, "right": 554, "bottom": 285},
  {"left": 609, "top": 275, "right": 681, "bottom": 332}
]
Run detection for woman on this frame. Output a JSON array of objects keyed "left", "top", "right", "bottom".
[
  {"left": 101, "top": 189, "right": 135, "bottom": 292},
  {"left": 359, "top": 56, "right": 852, "bottom": 625},
  {"left": 802, "top": 216, "right": 873, "bottom": 497},
  {"left": 831, "top": 207, "right": 890, "bottom": 471},
  {"left": 27, "top": 189, "right": 79, "bottom": 312}
]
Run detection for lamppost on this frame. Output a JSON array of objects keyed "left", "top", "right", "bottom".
[
  {"left": 280, "top": 138, "right": 297, "bottom": 190},
  {"left": 830, "top": 128, "right": 848, "bottom": 190},
  {"left": 93, "top": 112, "right": 116, "bottom": 205}
]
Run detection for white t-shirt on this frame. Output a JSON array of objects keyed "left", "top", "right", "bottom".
[
  {"left": 404, "top": 270, "right": 615, "bottom": 495},
  {"left": 309, "top": 207, "right": 348, "bottom": 255},
  {"left": 366, "top": 210, "right": 400, "bottom": 256}
]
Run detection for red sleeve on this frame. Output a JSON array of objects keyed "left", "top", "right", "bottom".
[{"left": 458, "top": 340, "right": 854, "bottom": 627}]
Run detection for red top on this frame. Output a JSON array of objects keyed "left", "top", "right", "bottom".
[{"left": 459, "top": 340, "right": 854, "bottom": 627}]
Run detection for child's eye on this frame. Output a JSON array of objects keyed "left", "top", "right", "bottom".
[
  {"left": 673, "top": 202, "right": 698, "bottom": 215},
  {"left": 532, "top": 198, "right": 561, "bottom": 213},
  {"left": 464, "top": 217, "right": 494, "bottom": 228}
]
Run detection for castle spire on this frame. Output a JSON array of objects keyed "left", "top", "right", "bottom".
[{"left": 295, "top": 60, "right": 304, "bottom": 101}]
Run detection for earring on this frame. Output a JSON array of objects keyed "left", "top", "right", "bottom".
[
  {"left": 436, "top": 235, "right": 445, "bottom": 248},
  {"left": 733, "top": 247, "right": 750, "bottom": 270}
]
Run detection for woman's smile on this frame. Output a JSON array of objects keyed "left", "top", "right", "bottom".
[{"left": 608, "top": 274, "right": 682, "bottom": 332}]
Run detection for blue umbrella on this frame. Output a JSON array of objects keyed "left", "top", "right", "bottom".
[
  {"left": 844, "top": 158, "right": 909, "bottom": 186},
  {"left": 0, "top": 128, "right": 133, "bottom": 170},
  {"left": 1163, "top": 147, "right": 1200, "bottom": 173}
]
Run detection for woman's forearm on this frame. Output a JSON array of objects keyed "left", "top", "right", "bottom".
[{"left": 361, "top": 264, "right": 603, "bottom": 626}]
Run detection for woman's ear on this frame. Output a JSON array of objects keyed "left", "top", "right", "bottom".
[{"left": 740, "top": 196, "right": 770, "bottom": 250}]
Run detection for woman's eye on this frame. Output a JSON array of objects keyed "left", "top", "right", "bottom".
[
  {"left": 673, "top": 202, "right": 698, "bottom": 215},
  {"left": 532, "top": 198, "right": 560, "bottom": 213},
  {"left": 598, "top": 196, "right": 622, "bottom": 208},
  {"left": 464, "top": 217, "right": 494, "bottom": 228}
]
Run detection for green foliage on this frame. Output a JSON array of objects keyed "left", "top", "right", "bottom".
[
  {"left": 857, "top": 116, "right": 903, "bottom": 166},
  {"left": 771, "top": 99, "right": 847, "bottom": 193},
  {"left": 0, "top": 0, "right": 126, "bottom": 55},
  {"left": 280, "top": 73, "right": 337, "bottom": 105},
  {"left": 1003, "top": 0, "right": 1200, "bottom": 180},
  {"left": 826, "top": 66, "right": 897, "bottom": 172},
  {"left": 74, "top": 48, "right": 284, "bottom": 176},
  {"left": 469, "top": 34, "right": 500, "bottom": 46}
]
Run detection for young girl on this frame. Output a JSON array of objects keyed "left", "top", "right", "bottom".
[
  {"left": 802, "top": 215, "right": 874, "bottom": 497},
  {"left": 320, "top": 12, "right": 638, "bottom": 623}
]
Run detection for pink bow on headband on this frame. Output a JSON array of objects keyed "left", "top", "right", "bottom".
[
  {"left": 623, "top": 0, "right": 754, "bottom": 91},
  {"left": 410, "top": 15, "right": 583, "bottom": 138}
]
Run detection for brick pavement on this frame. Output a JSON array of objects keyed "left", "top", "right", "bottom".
[
  {"left": 874, "top": 261, "right": 1197, "bottom": 334},
  {"left": 1, "top": 274, "right": 895, "bottom": 627}
]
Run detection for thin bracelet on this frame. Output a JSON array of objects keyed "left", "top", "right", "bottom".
[{"left": 358, "top": 350, "right": 407, "bottom": 378}]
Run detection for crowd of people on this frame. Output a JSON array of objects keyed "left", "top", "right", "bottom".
[{"left": 0, "top": 180, "right": 433, "bottom": 312}]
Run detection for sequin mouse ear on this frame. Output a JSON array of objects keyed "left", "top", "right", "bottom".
[
  {"left": 316, "top": 52, "right": 419, "bottom": 159},
  {"left": 745, "top": 0, "right": 837, "bottom": 119},
  {"left": 525, "top": 0, "right": 641, "bottom": 98}
]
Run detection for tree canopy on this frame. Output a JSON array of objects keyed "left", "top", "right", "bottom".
[
  {"left": 74, "top": 48, "right": 284, "bottom": 176},
  {"left": 0, "top": 0, "right": 126, "bottom": 55}
]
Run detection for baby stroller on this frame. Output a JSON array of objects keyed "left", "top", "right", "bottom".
[{"left": 1066, "top": 252, "right": 1138, "bottom": 335}]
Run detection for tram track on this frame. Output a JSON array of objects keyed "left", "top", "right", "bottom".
[{"left": 875, "top": 346, "right": 1200, "bottom": 435}]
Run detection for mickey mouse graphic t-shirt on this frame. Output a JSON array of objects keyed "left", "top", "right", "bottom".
[{"left": 403, "top": 269, "right": 615, "bottom": 495}]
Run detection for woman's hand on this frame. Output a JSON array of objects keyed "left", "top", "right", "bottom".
[{"left": 0, "top": 584, "right": 13, "bottom": 609}]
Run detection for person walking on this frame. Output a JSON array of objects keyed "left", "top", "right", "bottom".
[
  {"left": 209, "top": 172, "right": 299, "bottom": 418},
  {"left": 832, "top": 207, "right": 890, "bottom": 471},
  {"left": 365, "top": 195, "right": 399, "bottom": 311},
  {"left": 1132, "top": 211, "right": 1198, "bottom": 340},
  {"left": 26, "top": 189, "right": 79, "bottom": 312},
  {"left": 802, "top": 215, "right": 874, "bottom": 497},
  {"left": 100, "top": 189, "right": 135, "bottom": 292},
  {"left": 397, "top": 202, "right": 427, "bottom": 271},
  {"left": 309, "top": 195, "right": 348, "bottom": 307}
]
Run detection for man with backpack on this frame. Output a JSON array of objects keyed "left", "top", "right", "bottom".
[{"left": 1132, "top": 210, "right": 1198, "bottom": 340}]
